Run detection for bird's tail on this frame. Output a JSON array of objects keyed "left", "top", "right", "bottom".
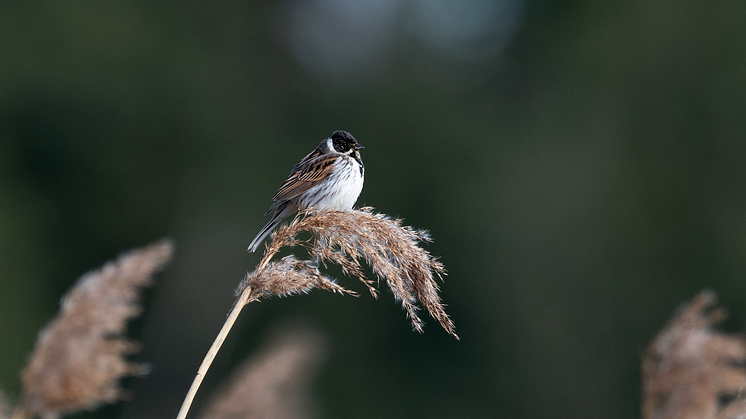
[{"left": 248, "top": 206, "right": 289, "bottom": 253}]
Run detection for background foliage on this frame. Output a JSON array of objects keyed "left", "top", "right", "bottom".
[{"left": 2, "top": 0, "right": 746, "bottom": 418}]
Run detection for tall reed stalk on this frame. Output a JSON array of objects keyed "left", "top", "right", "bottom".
[{"left": 176, "top": 207, "right": 456, "bottom": 419}]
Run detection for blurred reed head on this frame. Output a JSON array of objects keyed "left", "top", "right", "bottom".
[
  {"left": 199, "top": 325, "right": 327, "bottom": 419},
  {"left": 642, "top": 290, "right": 746, "bottom": 419},
  {"left": 19, "top": 240, "right": 173, "bottom": 419},
  {"left": 238, "top": 207, "right": 457, "bottom": 338},
  {"left": 0, "top": 391, "right": 11, "bottom": 419}
]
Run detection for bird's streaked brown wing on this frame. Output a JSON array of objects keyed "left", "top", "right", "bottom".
[{"left": 269, "top": 153, "right": 336, "bottom": 206}]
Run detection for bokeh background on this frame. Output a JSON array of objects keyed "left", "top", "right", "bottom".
[{"left": 2, "top": 0, "right": 746, "bottom": 418}]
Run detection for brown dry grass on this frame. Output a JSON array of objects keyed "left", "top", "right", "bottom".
[
  {"left": 642, "top": 290, "right": 746, "bottom": 419},
  {"left": 177, "top": 208, "right": 456, "bottom": 419},
  {"left": 240, "top": 207, "right": 456, "bottom": 338},
  {"left": 11, "top": 207, "right": 455, "bottom": 419},
  {"left": 16, "top": 240, "right": 173, "bottom": 419}
]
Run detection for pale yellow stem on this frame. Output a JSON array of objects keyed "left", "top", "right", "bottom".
[
  {"left": 176, "top": 253, "right": 274, "bottom": 419},
  {"left": 175, "top": 286, "right": 253, "bottom": 419}
]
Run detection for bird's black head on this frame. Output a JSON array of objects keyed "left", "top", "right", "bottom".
[{"left": 331, "top": 130, "right": 364, "bottom": 154}]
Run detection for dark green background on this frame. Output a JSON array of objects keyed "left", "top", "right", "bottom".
[{"left": 2, "top": 0, "right": 746, "bottom": 418}]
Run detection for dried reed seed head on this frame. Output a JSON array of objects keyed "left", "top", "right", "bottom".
[
  {"left": 21, "top": 240, "right": 173, "bottom": 419},
  {"left": 642, "top": 290, "right": 746, "bottom": 419},
  {"left": 200, "top": 326, "right": 327, "bottom": 419},
  {"left": 248, "top": 208, "right": 457, "bottom": 338},
  {"left": 238, "top": 255, "right": 355, "bottom": 302}
]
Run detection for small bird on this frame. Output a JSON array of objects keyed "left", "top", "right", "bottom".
[{"left": 248, "top": 130, "right": 365, "bottom": 253}]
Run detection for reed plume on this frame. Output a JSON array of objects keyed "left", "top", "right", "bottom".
[
  {"left": 240, "top": 207, "right": 456, "bottom": 337},
  {"left": 642, "top": 290, "right": 746, "bottom": 419},
  {"left": 178, "top": 207, "right": 454, "bottom": 419},
  {"left": 17, "top": 240, "right": 173, "bottom": 419},
  {"left": 239, "top": 255, "right": 355, "bottom": 301},
  {"left": 200, "top": 326, "right": 327, "bottom": 419}
]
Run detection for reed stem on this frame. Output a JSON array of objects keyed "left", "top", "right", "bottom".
[{"left": 175, "top": 285, "right": 253, "bottom": 419}]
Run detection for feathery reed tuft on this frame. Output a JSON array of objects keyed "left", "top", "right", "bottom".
[
  {"left": 19, "top": 240, "right": 173, "bottom": 419},
  {"left": 177, "top": 208, "right": 455, "bottom": 419},
  {"left": 239, "top": 256, "right": 356, "bottom": 302},
  {"left": 642, "top": 290, "right": 746, "bottom": 419},
  {"left": 199, "top": 326, "right": 327, "bottom": 419},
  {"left": 239, "top": 207, "right": 456, "bottom": 338}
]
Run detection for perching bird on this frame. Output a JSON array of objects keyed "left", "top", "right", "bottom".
[{"left": 248, "top": 130, "right": 365, "bottom": 253}]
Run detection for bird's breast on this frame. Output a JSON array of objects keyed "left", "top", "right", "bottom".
[{"left": 298, "top": 156, "right": 363, "bottom": 211}]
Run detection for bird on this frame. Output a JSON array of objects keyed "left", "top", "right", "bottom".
[{"left": 248, "top": 130, "right": 365, "bottom": 253}]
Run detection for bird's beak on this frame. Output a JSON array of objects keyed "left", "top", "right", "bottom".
[{"left": 354, "top": 143, "right": 364, "bottom": 150}]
